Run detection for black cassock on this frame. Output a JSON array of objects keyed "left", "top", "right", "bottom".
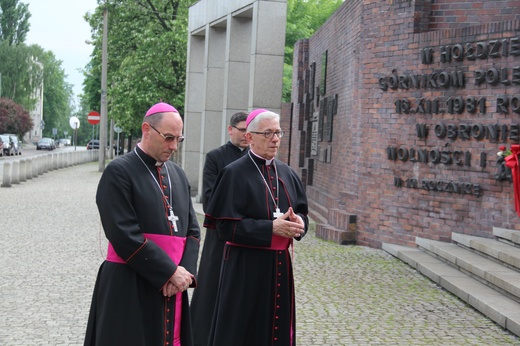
[
  {"left": 191, "top": 141, "right": 246, "bottom": 346},
  {"left": 84, "top": 146, "right": 200, "bottom": 346},
  {"left": 204, "top": 153, "right": 309, "bottom": 346}
]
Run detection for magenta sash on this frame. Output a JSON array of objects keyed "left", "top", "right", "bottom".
[{"left": 106, "top": 233, "right": 186, "bottom": 346}]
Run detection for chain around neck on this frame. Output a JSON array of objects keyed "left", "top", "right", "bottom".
[{"left": 248, "top": 151, "right": 279, "bottom": 211}]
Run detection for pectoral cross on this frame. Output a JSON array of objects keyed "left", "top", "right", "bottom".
[
  {"left": 273, "top": 208, "right": 284, "bottom": 219},
  {"left": 168, "top": 208, "right": 179, "bottom": 232}
]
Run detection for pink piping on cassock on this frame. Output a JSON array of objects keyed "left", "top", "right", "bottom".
[{"left": 106, "top": 233, "right": 186, "bottom": 345}]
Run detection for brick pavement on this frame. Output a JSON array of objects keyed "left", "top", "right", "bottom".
[{"left": 0, "top": 162, "right": 518, "bottom": 345}]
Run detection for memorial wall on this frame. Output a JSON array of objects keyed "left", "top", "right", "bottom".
[{"left": 290, "top": 0, "right": 520, "bottom": 247}]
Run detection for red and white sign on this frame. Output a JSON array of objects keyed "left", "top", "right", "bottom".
[{"left": 87, "top": 111, "right": 101, "bottom": 125}]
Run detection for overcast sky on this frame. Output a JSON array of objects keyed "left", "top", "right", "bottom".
[{"left": 24, "top": 0, "right": 98, "bottom": 102}]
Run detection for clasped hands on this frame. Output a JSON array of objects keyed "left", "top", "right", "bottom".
[
  {"left": 162, "top": 265, "right": 194, "bottom": 297},
  {"left": 273, "top": 207, "right": 305, "bottom": 239}
]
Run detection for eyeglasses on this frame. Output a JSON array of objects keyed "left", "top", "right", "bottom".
[
  {"left": 249, "top": 130, "right": 285, "bottom": 139},
  {"left": 149, "top": 124, "right": 185, "bottom": 143},
  {"left": 232, "top": 125, "right": 247, "bottom": 133}
]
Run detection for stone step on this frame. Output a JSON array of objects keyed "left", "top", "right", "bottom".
[
  {"left": 452, "top": 232, "right": 520, "bottom": 272},
  {"left": 416, "top": 237, "right": 520, "bottom": 303},
  {"left": 307, "top": 199, "right": 328, "bottom": 224},
  {"left": 315, "top": 223, "right": 356, "bottom": 245},
  {"left": 382, "top": 242, "right": 520, "bottom": 337},
  {"left": 494, "top": 227, "right": 520, "bottom": 247},
  {"left": 327, "top": 208, "right": 356, "bottom": 231}
]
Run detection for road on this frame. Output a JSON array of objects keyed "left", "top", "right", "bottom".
[{"left": 1, "top": 143, "right": 84, "bottom": 160}]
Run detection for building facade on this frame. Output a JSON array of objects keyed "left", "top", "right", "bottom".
[
  {"left": 290, "top": 0, "right": 520, "bottom": 247},
  {"left": 183, "top": 0, "right": 287, "bottom": 200}
]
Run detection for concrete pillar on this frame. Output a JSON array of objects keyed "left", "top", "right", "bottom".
[
  {"left": 26, "top": 158, "right": 33, "bottom": 180},
  {"left": 184, "top": 0, "right": 287, "bottom": 199},
  {"left": 2, "top": 162, "right": 11, "bottom": 187},
  {"left": 52, "top": 153, "right": 58, "bottom": 170},
  {"left": 34, "top": 156, "right": 39, "bottom": 175},
  {"left": 11, "top": 160, "right": 20, "bottom": 184},
  {"left": 184, "top": 30, "right": 207, "bottom": 197},
  {"left": 44, "top": 155, "right": 51, "bottom": 173},
  {"left": 19, "top": 159, "right": 26, "bottom": 182}
]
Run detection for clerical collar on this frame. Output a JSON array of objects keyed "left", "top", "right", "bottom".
[
  {"left": 230, "top": 141, "right": 247, "bottom": 152},
  {"left": 249, "top": 150, "right": 274, "bottom": 165},
  {"left": 136, "top": 143, "right": 164, "bottom": 166}
]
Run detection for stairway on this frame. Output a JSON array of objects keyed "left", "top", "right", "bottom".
[{"left": 383, "top": 228, "right": 520, "bottom": 337}]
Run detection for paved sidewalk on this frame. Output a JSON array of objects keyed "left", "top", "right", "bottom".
[{"left": 0, "top": 162, "right": 519, "bottom": 345}]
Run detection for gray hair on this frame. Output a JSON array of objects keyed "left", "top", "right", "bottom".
[{"left": 247, "top": 111, "right": 280, "bottom": 132}]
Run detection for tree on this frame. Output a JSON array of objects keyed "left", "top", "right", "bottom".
[
  {"left": 0, "top": 97, "right": 33, "bottom": 135},
  {"left": 0, "top": 40, "right": 42, "bottom": 110},
  {"left": 0, "top": 0, "right": 30, "bottom": 45},
  {"left": 83, "top": 0, "right": 195, "bottom": 138},
  {"left": 81, "top": 0, "right": 341, "bottom": 133},
  {"left": 283, "top": 0, "right": 343, "bottom": 102}
]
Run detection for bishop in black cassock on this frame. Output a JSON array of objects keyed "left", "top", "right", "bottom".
[
  {"left": 204, "top": 109, "right": 308, "bottom": 346},
  {"left": 191, "top": 113, "right": 248, "bottom": 346},
  {"left": 84, "top": 103, "right": 200, "bottom": 346}
]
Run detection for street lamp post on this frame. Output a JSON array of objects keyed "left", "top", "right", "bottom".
[
  {"left": 69, "top": 117, "right": 80, "bottom": 151},
  {"left": 99, "top": 4, "right": 108, "bottom": 171}
]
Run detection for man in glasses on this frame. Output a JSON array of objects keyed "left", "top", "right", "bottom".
[
  {"left": 84, "top": 102, "right": 200, "bottom": 346},
  {"left": 204, "top": 109, "right": 309, "bottom": 346},
  {"left": 190, "top": 111, "right": 249, "bottom": 346}
]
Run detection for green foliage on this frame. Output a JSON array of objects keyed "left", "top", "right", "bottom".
[
  {"left": 283, "top": 0, "right": 344, "bottom": 103},
  {"left": 83, "top": 0, "right": 194, "bottom": 137},
  {"left": 0, "top": 97, "right": 33, "bottom": 135},
  {"left": 81, "top": 0, "right": 341, "bottom": 133},
  {"left": 0, "top": 40, "right": 41, "bottom": 110},
  {"left": 0, "top": 0, "right": 30, "bottom": 45},
  {"left": 0, "top": 0, "right": 73, "bottom": 139}
]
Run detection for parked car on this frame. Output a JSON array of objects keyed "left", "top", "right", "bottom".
[
  {"left": 59, "top": 138, "right": 71, "bottom": 146},
  {"left": 37, "top": 137, "right": 55, "bottom": 150},
  {"left": 0, "top": 134, "right": 15, "bottom": 156},
  {"left": 86, "top": 139, "right": 100, "bottom": 150},
  {"left": 3, "top": 134, "right": 22, "bottom": 155}
]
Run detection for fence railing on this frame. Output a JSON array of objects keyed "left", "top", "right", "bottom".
[{"left": 1, "top": 150, "right": 99, "bottom": 187}]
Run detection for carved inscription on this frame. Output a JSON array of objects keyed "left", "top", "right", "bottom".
[{"left": 383, "top": 36, "right": 520, "bottom": 195}]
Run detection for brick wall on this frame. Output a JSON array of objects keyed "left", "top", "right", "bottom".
[{"left": 291, "top": 0, "right": 520, "bottom": 248}]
